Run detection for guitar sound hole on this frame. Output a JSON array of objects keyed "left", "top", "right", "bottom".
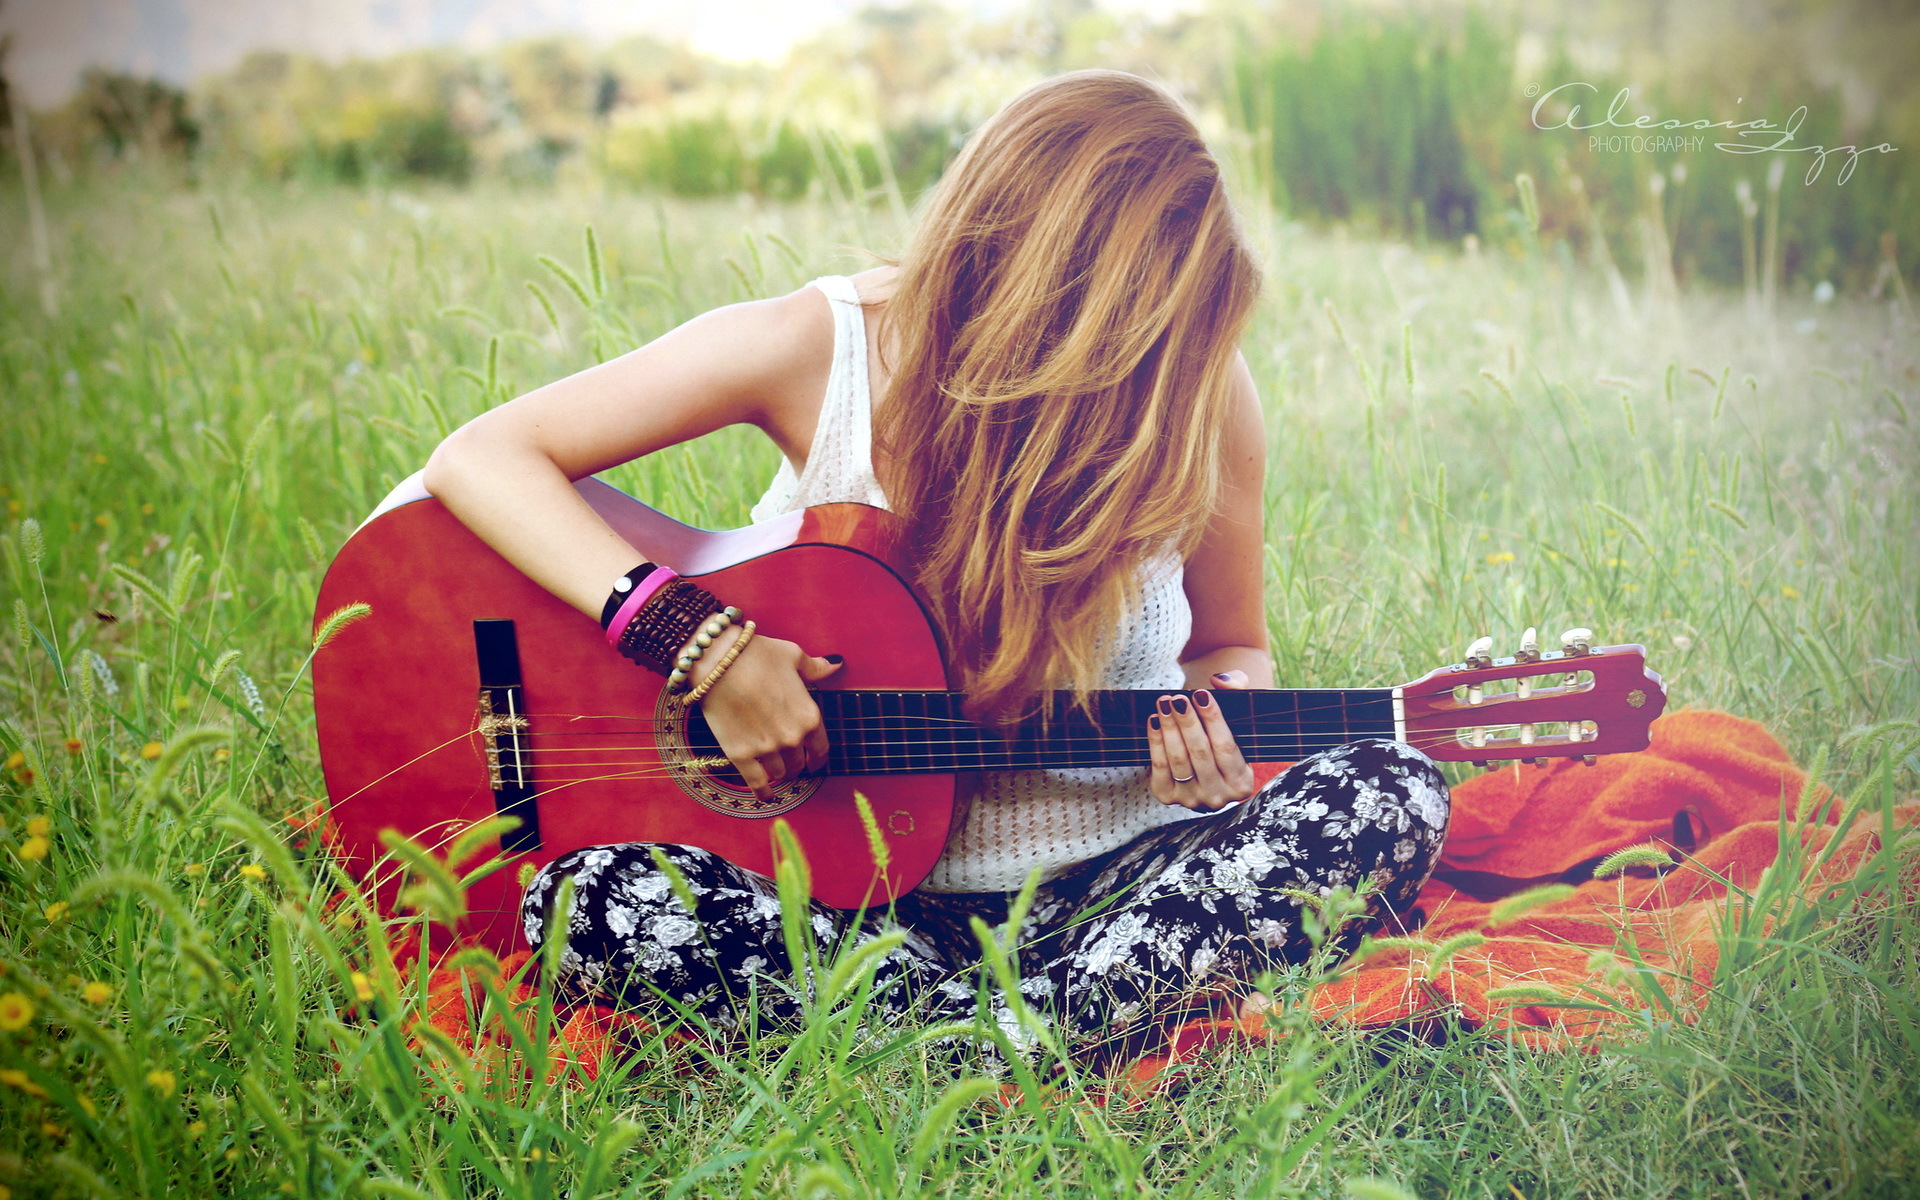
[{"left": 662, "top": 692, "right": 816, "bottom": 819}]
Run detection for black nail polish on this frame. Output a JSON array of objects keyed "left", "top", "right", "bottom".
[
  {"left": 1172, "top": 696, "right": 1189, "bottom": 715},
  {"left": 1194, "top": 689, "right": 1212, "bottom": 708},
  {"left": 1149, "top": 714, "right": 1161, "bottom": 730},
  {"left": 1157, "top": 698, "right": 1172, "bottom": 715},
  {"left": 825, "top": 654, "right": 843, "bottom": 664}
]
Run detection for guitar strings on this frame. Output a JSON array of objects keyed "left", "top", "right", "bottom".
[{"left": 507, "top": 733, "right": 1502, "bottom": 786}]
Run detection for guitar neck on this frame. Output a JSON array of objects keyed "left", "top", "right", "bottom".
[{"left": 767, "top": 688, "right": 1401, "bottom": 775}]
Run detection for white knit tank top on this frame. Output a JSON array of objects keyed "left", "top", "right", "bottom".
[{"left": 750, "top": 275, "right": 1204, "bottom": 893}]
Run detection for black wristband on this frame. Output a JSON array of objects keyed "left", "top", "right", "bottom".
[{"left": 600, "top": 562, "right": 662, "bottom": 629}]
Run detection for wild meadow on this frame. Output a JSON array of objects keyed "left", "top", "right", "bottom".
[{"left": 0, "top": 164, "right": 1915, "bottom": 1199}]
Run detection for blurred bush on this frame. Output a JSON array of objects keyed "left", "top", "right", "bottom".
[{"left": 4, "top": 1, "right": 1914, "bottom": 290}]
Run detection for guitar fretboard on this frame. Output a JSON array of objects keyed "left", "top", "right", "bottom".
[{"left": 687, "top": 688, "right": 1397, "bottom": 775}]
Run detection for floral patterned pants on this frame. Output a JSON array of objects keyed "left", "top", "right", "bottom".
[{"left": 521, "top": 738, "right": 1449, "bottom": 1065}]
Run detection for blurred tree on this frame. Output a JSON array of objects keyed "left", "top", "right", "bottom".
[{"left": 71, "top": 69, "right": 199, "bottom": 160}]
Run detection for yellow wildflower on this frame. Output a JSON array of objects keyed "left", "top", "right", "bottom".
[
  {"left": 1, "top": 1183, "right": 11, "bottom": 1200},
  {"left": 92, "top": 454, "right": 109, "bottom": 466},
  {"left": 140, "top": 741, "right": 164, "bottom": 761},
  {"left": 1781, "top": 585, "right": 1801, "bottom": 599},
  {"left": 183, "top": 863, "right": 204, "bottom": 876},
  {"left": 239, "top": 864, "right": 268, "bottom": 882},
  {"left": 6, "top": 499, "right": 20, "bottom": 516},
  {"left": 350, "top": 972, "right": 374, "bottom": 1003},
  {"left": 140, "top": 503, "right": 155, "bottom": 515},
  {"left": 0, "top": 1068, "right": 45, "bottom": 1096},
  {"left": 173, "top": 695, "right": 191, "bottom": 713},
  {"left": 83, "top": 981, "right": 113, "bottom": 1005},
  {"left": 25, "top": 815, "right": 48, "bottom": 837},
  {"left": 43, "top": 901, "right": 68, "bottom": 923},
  {"left": 40, "top": 1122, "right": 64, "bottom": 1139},
  {"left": 93, "top": 514, "right": 110, "bottom": 529},
  {"left": 3, "top": 752, "right": 21, "bottom": 770},
  {"left": 0, "top": 993, "right": 33, "bottom": 1031},
  {"left": 146, "top": 1069, "right": 175, "bottom": 1098},
  {"left": 225, "top": 1149, "right": 239, "bottom": 1162},
  {"left": 16, "top": 836, "right": 49, "bottom": 862},
  {"left": 1483, "top": 551, "right": 1516, "bottom": 566},
  {"left": 214, "top": 748, "right": 231, "bottom": 763},
  {"left": 77, "top": 1095, "right": 95, "bottom": 1118}
]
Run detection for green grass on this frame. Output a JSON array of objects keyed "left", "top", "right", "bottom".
[{"left": 1, "top": 171, "right": 1916, "bottom": 1198}]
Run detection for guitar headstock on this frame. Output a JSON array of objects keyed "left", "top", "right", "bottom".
[{"left": 1398, "top": 626, "right": 1666, "bottom": 766}]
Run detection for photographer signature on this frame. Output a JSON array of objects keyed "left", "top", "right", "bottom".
[{"left": 1530, "top": 82, "right": 1895, "bottom": 184}]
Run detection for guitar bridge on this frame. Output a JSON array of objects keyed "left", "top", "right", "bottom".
[{"left": 474, "top": 618, "right": 541, "bottom": 853}]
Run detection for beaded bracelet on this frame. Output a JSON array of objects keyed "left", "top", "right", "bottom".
[
  {"left": 686, "top": 620, "right": 756, "bottom": 704},
  {"left": 664, "top": 607, "right": 742, "bottom": 691}
]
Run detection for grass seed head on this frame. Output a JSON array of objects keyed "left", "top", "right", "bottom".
[{"left": 19, "top": 519, "right": 43, "bottom": 567}]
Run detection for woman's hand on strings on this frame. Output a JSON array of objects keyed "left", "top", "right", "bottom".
[
  {"left": 1147, "top": 670, "right": 1258, "bottom": 811},
  {"left": 690, "top": 628, "right": 842, "bottom": 799}
]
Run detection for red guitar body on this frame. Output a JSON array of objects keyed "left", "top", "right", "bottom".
[
  {"left": 315, "top": 475, "right": 1668, "bottom": 956},
  {"left": 312, "top": 475, "right": 954, "bottom": 953}
]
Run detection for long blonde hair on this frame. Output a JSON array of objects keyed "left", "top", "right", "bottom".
[{"left": 873, "top": 70, "right": 1261, "bottom": 731}]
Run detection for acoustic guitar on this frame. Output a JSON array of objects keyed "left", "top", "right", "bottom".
[{"left": 313, "top": 473, "right": 1667, "bottom": 950}]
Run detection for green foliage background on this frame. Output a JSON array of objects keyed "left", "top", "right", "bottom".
[{"left": 0, "top": 1, "right": 1917, "bottom": 1197}]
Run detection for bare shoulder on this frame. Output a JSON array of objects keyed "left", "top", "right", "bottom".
[
  {"left": 847, "top": 264, "right": 901, "bottom": 305},
  {"left": 656, "top": 282, "right": 836, "bottom": 434},
  {"left": 1225, "top": 351, "right": 1264, "bottom": 456}
]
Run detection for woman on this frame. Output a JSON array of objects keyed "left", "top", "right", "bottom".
[{"left": 422, "top": 70, "right": 1449, "bottom": 1067}]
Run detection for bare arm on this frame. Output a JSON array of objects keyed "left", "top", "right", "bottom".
[
  {"left": 1179, "top": 353, "right": 1273, "bottom": 689},
  {"left": 1151, "top": 354, "right": 1274, "bottom": 810},
  {"left": 422, "top": 287, "right": 843, "bottom": 798},
  {"left": 422, "top": 289, "right": 833, "bottom": 615}
]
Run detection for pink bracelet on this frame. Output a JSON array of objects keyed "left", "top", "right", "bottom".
[{"left": 602, "top": 566, "right": 678, "bottom": 648}]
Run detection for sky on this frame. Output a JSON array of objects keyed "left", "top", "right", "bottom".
[{"left": 1, "top": 0, "right": 1203, "bottom": 106}]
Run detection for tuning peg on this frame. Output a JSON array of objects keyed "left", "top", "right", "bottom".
[
  {"left": 1561, "top": 627, "right": 1593, "bottom": 657},
  {"left": 1532, "top": 757, "right": 1550, "bottom": 768},
  {"left": 1516, "top": 627, "right": 1540, "bottom": 697},
  {"left": 1519, "top": 722, "right": 1537, "bottom": 746},
  {"left": 1516, "top": 627, "right": 1540, "bottom": 662},
  {"left": 1465, "top": 635, "right": 1493, "bottom": 670}
]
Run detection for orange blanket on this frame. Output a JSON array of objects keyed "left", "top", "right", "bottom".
[
  {"left": 1129, "top": 710, "right": 1918, "bottom": 1084},
  {"left": 412, "top": 711, "right": 1916, "bottom": 1085}
]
